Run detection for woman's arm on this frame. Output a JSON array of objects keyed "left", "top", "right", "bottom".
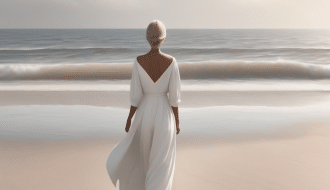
[
  {"left": 127, "top": 59, "right": 143, "bottom": 133},
  {"left": 168, "top": 58, "right": 180, "bottom": 135},
  {"left": 127, "top": 105, "right": 137, "bottom": 120},
  {"left": 171, "top": 106, "right": 180, "bottom": 134},
  {"left": 125, "top": 105, "right": 137, "bottom": 132}
]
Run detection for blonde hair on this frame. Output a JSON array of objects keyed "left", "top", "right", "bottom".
[{"left": 146, "top": 20, "right": 166, "bottom": 48}]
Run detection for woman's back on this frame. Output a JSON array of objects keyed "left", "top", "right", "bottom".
[
  {"left": 137, "top": 53, "right": 173, "bottom": 83},
  {"left": 130, "top": 55, "right": 180, "bottom": 107}
]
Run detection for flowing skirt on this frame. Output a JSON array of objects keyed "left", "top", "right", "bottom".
[{"left": 106, "top": 95, "right": 176, "bottom": 190}]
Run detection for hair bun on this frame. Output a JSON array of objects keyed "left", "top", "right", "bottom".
[{"left": 146, "top": 20, "right": 166, "bottom": 42}]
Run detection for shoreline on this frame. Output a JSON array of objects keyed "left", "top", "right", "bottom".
[{"left": 1, "top": 90, "right": 330, "bottom": 108}]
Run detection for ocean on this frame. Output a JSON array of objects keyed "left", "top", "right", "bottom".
[
  {"left": 1, "top": 29, "right": 330, "bottom": 139},
  {"left": 1, "top": 29, "right": 330, "bottom": 82}
]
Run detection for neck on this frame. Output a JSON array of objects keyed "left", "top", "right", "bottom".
[{"left": 149, "top": 48, "right": 161, "bottom": 55}]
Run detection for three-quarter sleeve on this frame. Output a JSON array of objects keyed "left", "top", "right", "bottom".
[
  {"left": 130, "top": 60, "right": 143, "bottom": 107},
  {"left": 169, "top": 58, "right": 181, "bottom": 107}
]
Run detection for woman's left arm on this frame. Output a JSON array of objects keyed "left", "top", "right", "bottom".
[
  {"left": 125, "top": 105, "right": 137, "bottom": 132},
  {"left": 126, "top": 59, "right": 143, "bottom": 132},
  {"left": 127, "top": 105, "right": 137, "bottom": 120}
]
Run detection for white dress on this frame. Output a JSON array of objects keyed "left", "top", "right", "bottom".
[{"left": 106, "top": 57, "right": 181, "bottom": 190}]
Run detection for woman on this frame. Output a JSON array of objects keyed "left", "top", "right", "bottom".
[{"left": 106, "top": 20, "right": 181, "bottom": 190}]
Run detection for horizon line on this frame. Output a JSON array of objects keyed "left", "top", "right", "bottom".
[{"left": 1, "top": 28, "right": 329, "bottom": 30}]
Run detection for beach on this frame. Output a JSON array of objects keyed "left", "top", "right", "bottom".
[
  {"left": 1, "top": 29, "right": 330, "bottom": 189},
  {"left": 1, "top": 88, "right": 330, "bottom": 190},
  {"left": 1, "top": 90, "right": 330, "bottom": 108},
  {"left": 1, "top": 118, "right": 329, "bottom": 190}
]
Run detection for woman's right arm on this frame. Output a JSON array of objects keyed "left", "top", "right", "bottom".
[
  {"left": 171, "top": 106, "right": 180, "bottom": 134},
  {"left": 169, "top": 58, "right": 181, "bottom": 135}
]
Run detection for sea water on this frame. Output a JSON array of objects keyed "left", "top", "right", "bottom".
[
  {"left": 1, "top": 29, "right": 330, "bottom": 139},
  {"left": 1, "top": 29, "right": 330, "bottom": 80}
]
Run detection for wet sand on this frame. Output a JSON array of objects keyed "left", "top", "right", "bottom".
[{"left": 1, "top": 90, "right": 330, "bottom": 108}]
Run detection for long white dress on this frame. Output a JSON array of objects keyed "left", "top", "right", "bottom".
[{"left": 106, "top": 56, "right": 181, "bottom": 190}]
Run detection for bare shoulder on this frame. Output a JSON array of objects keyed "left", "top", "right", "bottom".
[
  {"left": 160, "top": 53, "right": 174, "bottom": 64},
  {"left": 137, "top": 53, "right": 173, "bottom": 65},
  {"left": 137, "top": 54, "right": 148, "bottom": 64}
]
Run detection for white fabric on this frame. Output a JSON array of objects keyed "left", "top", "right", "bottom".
[{"left": 106, "top": 57, "right": 181, "bottom": 190}]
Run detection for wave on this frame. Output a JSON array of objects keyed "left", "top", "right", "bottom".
[
  {"left": 0, "top": 63, "right": 133, "bottom": 80},
  {"left": 179, "top": 61, "right": 330, "bottom": 80},
  {"left": 1, "top": 61, "right": 330, "bottom": 80}
]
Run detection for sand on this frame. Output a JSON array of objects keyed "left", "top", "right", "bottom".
[
  {"left": 1, "top": 90, "right": 330, "bottom": 108},
  {"left": 174, "top": 134, "right": 330, "bottom": 190},
  {"left": 1, "top": 124, "right": 329, "bottom": 190},
  {"left": 1, "top": 90, "right": 330, "bottom": 189}
]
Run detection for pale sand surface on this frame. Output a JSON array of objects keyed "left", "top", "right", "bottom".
[
  {"left": 1, "top": 91, "right": 330, "bottom": 108},
  {"left": 1, "top": 90, "right": 329, "bottom": 189},
  {"left": 1, "top": 124, "right": 329, "bottom": 190}
]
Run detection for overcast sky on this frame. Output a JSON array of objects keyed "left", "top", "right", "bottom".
[{"left": 0, "top": 0, "right": 329, "bottom": 29}]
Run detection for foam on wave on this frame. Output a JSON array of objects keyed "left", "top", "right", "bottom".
[{"left": 1, "top": 60, "right": 330, "bottom": 80}]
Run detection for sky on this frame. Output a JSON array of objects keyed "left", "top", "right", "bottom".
[{"left": 0, "top": 0, "right": 329, "bottom": 29}]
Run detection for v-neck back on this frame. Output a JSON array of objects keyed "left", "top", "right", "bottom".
[{"left": 136, "top": 57, "right": 174, "bottom": 84}]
